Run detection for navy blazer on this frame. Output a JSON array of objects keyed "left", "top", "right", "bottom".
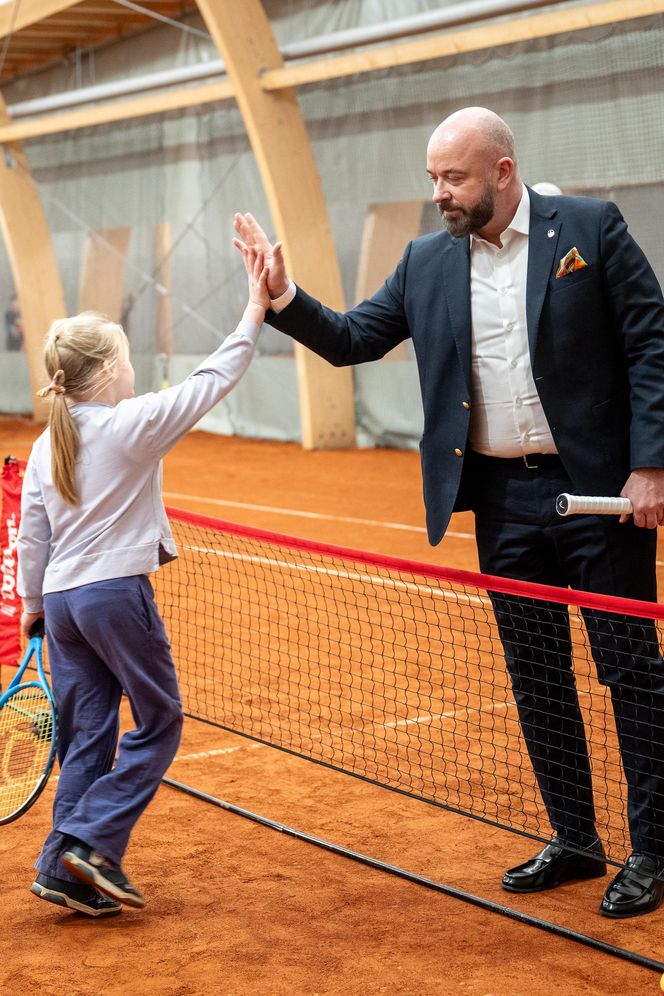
[{"left": 268, "top": 189, "right": 664, "bottom": 545}]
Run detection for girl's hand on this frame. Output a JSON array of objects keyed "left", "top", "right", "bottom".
[
  {"left": 241, "top": 246, "right": 271, "bottom": 324},
  {"left": 21, "top": 610, "right": 44, "bottom": 638}
]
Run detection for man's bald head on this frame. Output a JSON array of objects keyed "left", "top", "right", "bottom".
[
  {"left": 429, "top": 107, "right": 516, "bottom": 165},
  {"left": 426, "top": 107, "right": 522, "bottom": 244}
]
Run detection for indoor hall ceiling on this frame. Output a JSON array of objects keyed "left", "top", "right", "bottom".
[{"left": 0, "top": 0, "right": 201, "bottom": 82}]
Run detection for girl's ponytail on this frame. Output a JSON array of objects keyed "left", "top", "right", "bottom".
[
  {"left": 39, "top": 313, "right": 125, "bottom": 505},
  {"left": 38, "top": 369, "right": 79, "bottom": 505}
]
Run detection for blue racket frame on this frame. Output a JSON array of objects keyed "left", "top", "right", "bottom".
[{"left": 0, "top": 618, "right": 58, "bottom": 824}]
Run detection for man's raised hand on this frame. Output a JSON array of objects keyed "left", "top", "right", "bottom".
[{"left": 233, "top": 212, "right": 289, "bottom": 299}]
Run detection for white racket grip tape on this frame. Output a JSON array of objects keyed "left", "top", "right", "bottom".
[{"left": 556, "top": 493, "right": 633, "bottom": 516}]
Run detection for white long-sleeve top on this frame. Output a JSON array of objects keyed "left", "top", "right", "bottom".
[{"left": 18, "top": 318, "right": 260, "bottom": 612}]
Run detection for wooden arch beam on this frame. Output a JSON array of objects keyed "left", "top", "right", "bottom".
[
  {"left": 194, "top": 0, "right": 355, "bottom": 450},
  {"left": 0, "top": 97, "right": 66, "bottom": 420}
]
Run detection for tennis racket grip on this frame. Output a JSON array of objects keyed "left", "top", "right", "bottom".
[
  {"left": 29, "top": 618, "right": 44, "bottom": 639},
  {"left": 556, "top": 493, "right": 633, "bottom": 516}
]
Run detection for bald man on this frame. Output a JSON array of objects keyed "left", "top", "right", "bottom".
[{"left": 234, "top": 106, "right": 664, "bottom": 918}]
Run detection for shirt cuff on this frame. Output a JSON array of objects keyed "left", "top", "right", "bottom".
[
  {"left": 22, "top": 597, "right": 44, "bottom": 614},
  {"left": 269, "top": 281, "right": 296, "bottom": 313}
]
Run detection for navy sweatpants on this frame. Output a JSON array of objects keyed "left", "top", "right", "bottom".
[{"left": 37, "top": 575, "right": 183, "bottom": 881}]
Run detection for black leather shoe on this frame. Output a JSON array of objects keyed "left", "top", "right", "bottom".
[
  {"left": 502, "top": 837, "right": 607, "bottom": 893},
  {"left": 600, "top": 853, "right": 664, "bottom": 918}
]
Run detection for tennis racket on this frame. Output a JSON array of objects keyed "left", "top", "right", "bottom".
[
  {"left": 0, "top": 619, "right": 58, "bottom": 825},
  {"left": 556, "top": 493, "right": 633, "bottom": 516}
]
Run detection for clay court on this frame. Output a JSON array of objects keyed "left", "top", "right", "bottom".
[
  {"left": 3, "top": 415, "right": 664, "bottom": 996},
  {"left": 0, "top": 2, "right": 663, "bottom": 994}
]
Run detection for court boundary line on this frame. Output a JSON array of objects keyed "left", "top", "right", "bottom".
[
  {"left": 181, "top": 542, "right": 603, "bottom": 636},
  {"left": 163, "top": 490, "right": 474, "bottom": 539},
  {"left": 163, "top": 492, "right": 664, "bottom": 565},
  {"left": 183, "top": 541, "right": 489, "bottom": 605},
  {"left": 173, "top": 742, "right": 266, "bottom": 763}
]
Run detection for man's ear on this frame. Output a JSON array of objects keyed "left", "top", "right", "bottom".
[{"left": 496, "top": 157, "right": 514, "bottom": 190}]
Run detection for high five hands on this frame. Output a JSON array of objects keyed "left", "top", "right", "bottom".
[{"left": 233, "top": 213, "right": 289, "bottom": 300}]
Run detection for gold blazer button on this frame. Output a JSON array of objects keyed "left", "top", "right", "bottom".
[{"left": 454, "top": 448, "right": 463, "bottom": 457}]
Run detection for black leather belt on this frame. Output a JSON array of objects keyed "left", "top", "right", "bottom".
[
  {"left": 471, "top": 451, "right": 562, "bottom": 471},
  {"left": 520, "top": 453, "right": 562, "bottom": 470}
]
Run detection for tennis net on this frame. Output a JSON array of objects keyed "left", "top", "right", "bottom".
[{"left": 157, "top": 506, "right": 664, "bottom": 865}]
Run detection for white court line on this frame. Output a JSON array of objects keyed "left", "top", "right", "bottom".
[
  {"left": 166, "top": 491, "right": 663, "bottom": 563},
  {"left": 304, "top": 700, "right": 517, "bottom": 744},
  {"left": 380, "top": 701, "right": 514, "bottom": 730},
  {"left": 183, "top": 543, "right": 611, "bottom": 628},
  {"left": 184, "top": 542, "right": 490, "bottom": 607},
  {"left": 173, "top": 742, "right": 265, "bottom": 763},
  {"left": 51, "top": 742, "right": 264, "bottom": 775},
  {"left": 164, "top": 490, "right": 475, "bottom": 540}
]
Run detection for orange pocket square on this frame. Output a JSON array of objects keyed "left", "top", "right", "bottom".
[{"left": 555, "top": 246, "right": 588, "bottom": 279}]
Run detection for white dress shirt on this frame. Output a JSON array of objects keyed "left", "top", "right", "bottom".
[
  {"left": 18, "top": 319, "right": 260, "bottom": 611},
  {"left": 468, "top": 185, "right": 556, "bottom": 457}
]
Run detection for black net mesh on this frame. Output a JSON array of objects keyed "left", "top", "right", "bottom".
[{"left": 156, "top": 508, "right": 664, "bottom": 865}]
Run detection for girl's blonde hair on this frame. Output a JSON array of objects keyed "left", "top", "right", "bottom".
[{"left": 38, "top": 311, "right": 125, "bottom": 505}]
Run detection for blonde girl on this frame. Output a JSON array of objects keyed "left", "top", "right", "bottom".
[{"left": 18, "top": 248, "right": 269, "bottom": 917}]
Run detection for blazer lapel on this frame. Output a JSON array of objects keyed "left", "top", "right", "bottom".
[
  {"left": 442, "top": 235, "right": 472, "bottom": 392},
  {"left": 526, "top": 194, "right": 560, "bottom": 358}
]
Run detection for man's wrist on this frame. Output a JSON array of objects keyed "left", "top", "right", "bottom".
[{"left": 269, "top": 280, "right": 296, "bottom": 313}]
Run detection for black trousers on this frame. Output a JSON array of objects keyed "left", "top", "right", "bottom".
[{"left": 466, "top": 450, "right": 664, "bottom": 856}]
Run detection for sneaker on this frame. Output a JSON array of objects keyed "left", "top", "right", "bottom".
[
  {"left": 31, "top": 873, "right": 122, "bottom": 918},
  {"left": 61, "top": 843, "right": 145, "bottom": 909}
]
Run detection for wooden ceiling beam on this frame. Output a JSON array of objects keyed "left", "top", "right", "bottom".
[
  {"left": 77, "top": 9, "right": 148, "bottom": 18},
  {"left": 0, "top": 79, "right": 234, "bottom": 140},
  {"left": 0, "top": 0, "right": 198, "bottom": 39},
  {"left": 0, "top": 1, "right": 82, "bottom": 38},
  {"left": 1, "top": 53, "right": 43, "bottom": 62},
  {"left": 260, "top": 0, "right": 664, "bottom": 91},
  {"left": 4, "top": 38, "right": 82, "bottom": 50},
  {"left": 15, "top": 27, "right": 109, "bottom": 39},
  {"left": 76, "top": 3, "right": 137, "bottom": 12},
  {"left": 77, "top": 2, "right": 190, "bottom": 14},
  {"left": 37, "top": 15, "right": 121, "bottom": 29}
]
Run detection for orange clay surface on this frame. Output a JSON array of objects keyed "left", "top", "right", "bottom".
[{"left": 1, "top": 415, "right": 664, "bottom": 996}]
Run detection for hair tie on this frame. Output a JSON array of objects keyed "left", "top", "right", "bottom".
[{"left": 37, "top": 369, "right": 66, "bottom": 398}]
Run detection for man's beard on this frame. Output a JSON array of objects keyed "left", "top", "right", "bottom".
[{"left": 438, "top": 184, "right": 495, "bottom": 237}]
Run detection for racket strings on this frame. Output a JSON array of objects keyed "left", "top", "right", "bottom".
[{"left": 0, "top": 686, "right": 55, "bottom": 820}]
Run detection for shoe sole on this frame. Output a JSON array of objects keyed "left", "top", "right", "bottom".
[
  {"left": 502, "top": 867, "right": 607, "bottom": 894},
  {"left": 61, "top": 852, "right": 145, "bottom": 909},
  {"left": 31, "top": 881, "right": 122, "bottom": 918},
  {"left": 600, "top": 899, "right": 663, "bottom": 919}
]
